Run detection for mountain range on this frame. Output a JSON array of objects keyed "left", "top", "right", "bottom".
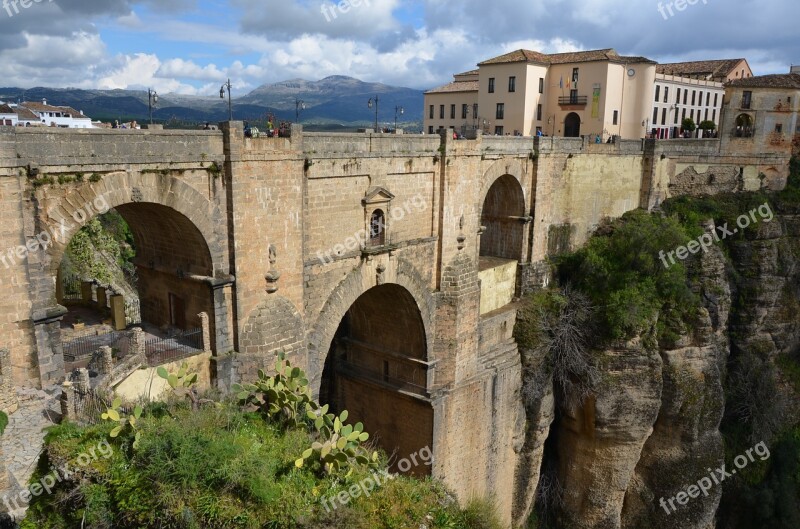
[{"left": 0, "top": 76, "right": 425, "bottom": 130}]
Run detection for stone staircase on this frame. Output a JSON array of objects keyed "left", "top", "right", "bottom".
[{"left": 0, "top": 386, "right": 60, "bottom": 521}]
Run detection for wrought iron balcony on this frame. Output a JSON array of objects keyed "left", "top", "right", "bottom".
[{"left": 558, "top": 95, "right": 588, "bottom": 106}]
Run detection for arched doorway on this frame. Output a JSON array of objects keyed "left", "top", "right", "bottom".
[
  {"left": 319, "top": 284, "right": 433, "bottom": 476},
  {"left": 564, "top": 112, "right": 581, "bottom": 137},
  {"left": 480, "top": 175, "right": 526, "bottom": 261}
]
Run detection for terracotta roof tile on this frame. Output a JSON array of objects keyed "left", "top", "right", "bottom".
[
  {"left": 0, "top": 104, "right": 14, "bottom": 114},
  {"left": 728, "top": 73, "right": 800, "bottom": 89},
  {"left": 425, "top": 80, "right": 479, "bottom": 94},
  {"left": 15, "top": 107, "right": 40, "bottom": 121},
  {"left": 477, "top": 48, "right": 656, "bottom": 67},
  {"left": 656, "top": 59, "right": 746, "bottom": 80}
]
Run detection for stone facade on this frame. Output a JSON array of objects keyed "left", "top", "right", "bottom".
[{"left": 0, "top": 120, "right": 792, "bottom": 524}]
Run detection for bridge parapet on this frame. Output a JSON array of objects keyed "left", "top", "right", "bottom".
[
  {"left": 0, "top": 127, "right": 224, "bottom": 170},
  {"left": 303, "top": 132, "right": 439, "bottom": 156}
]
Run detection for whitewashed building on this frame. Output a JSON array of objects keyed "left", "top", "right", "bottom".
[
  {"left": 17, "top": 99, "right": 95, "bottom": 128},
  {"left": 0, "top": 104, "right": 17, "bottom": 127}
]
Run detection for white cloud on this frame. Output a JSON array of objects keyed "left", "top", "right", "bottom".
[{"left": 0, "top": 0, "right": 797, "bottom": 95}]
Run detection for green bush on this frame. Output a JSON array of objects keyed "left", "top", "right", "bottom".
[
  {"left": 0, "top": 411, "right": 7, "bottom": 435},
  {"left": 555, "top": 209, "right": 700, "bottom": 346}
]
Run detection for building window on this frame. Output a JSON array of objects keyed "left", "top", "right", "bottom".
[
  {"left": 655, "top": 85, "right": 660, "bottom": 102},
  {"left": 462, "top": 104, "right": 468, "bottom": 119},
  {"left": 509, "top": 76, "right": 516, "bottom": 92},
  {"left": 712, "top": 109, "right": 716, "bottom": 122},
  {"left": 706, "top": 93, "right": 710, "bottom": 106},
  {"left": 775, "top": 124, "right": 783, "bottom": 134},
  {"left": 369, "top": 210, "right": 386, "bottom": 247},
  {"left": 494, "top": 126, "right": 504, "bottom": 135},
  {"left": 682, "top": 108, "right": 686, "bottom": 122},
  {"left": 692, "top": 91, "right": 696, "bottom": 106},
  {"left": 662, "top": 108, "right": 667, "bottom": 125},
  {"left": 537, "top": 104, "right": 543, "bottom": 121},
  {"left": 742, "top": 91, "right": 752, "bottom": 109},
  {"left": 653, "top": 108, "right": 658, "bottom": 126},
  {"left": 683, "top": 90, "right": 688, "bottom": 105},
  {"left": 690, "top": 109, "right": 695, "bottom": 120},
  {"left": 572, "top": 68, "right": 579, "bottom": 82},
  {"left": 704, "top": 109, "right": 709, "bottom": 120},
  {"left": 428, "top": 126, "right": 434, "bottom": 134},
  {"left": 496, "top": 103, "right": 505, "bottom": 120},
  {"left": 488, "top": 78, "right": 495, "bottom": 93},
  {"left": 439, "top": 105, "right": 445, "bottom": 119},
  {"left": 450, "top": 104, "right": 456, "bottom": 119},
  {"left": 429, "top": 105, "right": 434, "bottom": 119},
  {"left": 613, "top": 110, "right": 618, "bottom": 125},
  {"left": 539, "top": 78, "right": 544, "bottom": 93},
  {"left": 676, "top": 88, "right": 681, "bottom": 103},
  {"left": 714, "top": 93, "right": 719, "bottom": 107},
  {"left": 674, "top": 108, "right": 679, "bottom": 125},
  {"left": 664, "top": 86, "right": 669, "bottom": 103}
]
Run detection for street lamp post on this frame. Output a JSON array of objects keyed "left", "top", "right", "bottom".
[
  {"left": 147, "top": 89, "right": 158, "bottom": 125},
  {"left": 368, "top": 96, "right": 379, "bottom": 132},
  {"left": 295, "top": 99, "right": 306, "bottom": 123},
  {"left": 220, "top": 79, "right": 232, "bottom": 121},
  {"left": 394, "top": 105, "right": 404, "bottom": 132}
]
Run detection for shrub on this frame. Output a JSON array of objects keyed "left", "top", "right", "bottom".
[
  {"left": 555, "top": 209, "right": 700, "bottom": 346},
  {"left": 516, "top": 288, "right": 597, "bottom": 402}
]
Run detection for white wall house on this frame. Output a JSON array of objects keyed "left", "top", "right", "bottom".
[
  {"left": 18, "top": 99, "right": 95, "bottom": 128},
  {"left": 0, "top": 104, "right": 18, "bottom": 127}
]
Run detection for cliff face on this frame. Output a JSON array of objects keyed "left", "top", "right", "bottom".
[{"left": 516, "top": 206, "right": 800, "bottom": 529}]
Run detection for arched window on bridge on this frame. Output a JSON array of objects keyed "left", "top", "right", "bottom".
[{"left": 369, "top": 209, "right": 386, "bottom": 247}]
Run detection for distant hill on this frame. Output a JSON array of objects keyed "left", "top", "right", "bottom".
[{"left": 0, "top": 76, "right": 424, "bottom": 129}]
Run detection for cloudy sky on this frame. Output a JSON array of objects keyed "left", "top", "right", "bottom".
[{"left": 0, "top": 0, "right": 797, "bottom": 95}]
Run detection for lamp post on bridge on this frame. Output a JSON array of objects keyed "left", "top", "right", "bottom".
[
  {"left": 368, "top": 96, "right": 379, "bottom": 132},
  {"left": 147, "top": 89, "right": 158, "bottom": 125},
  {"left": 220, "top": 79, "right": 232, "bottom": 121},
  {"left": 394, "top": 105, "right": 404, "bottom": 132}
]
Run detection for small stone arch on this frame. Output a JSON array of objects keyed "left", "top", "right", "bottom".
[{"left": 479, "top": 159, "right": 527, "bottom": 209}]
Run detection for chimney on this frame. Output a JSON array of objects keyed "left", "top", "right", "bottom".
[{"left": 42, "top": 98, "right": 47, "bottom": 106}]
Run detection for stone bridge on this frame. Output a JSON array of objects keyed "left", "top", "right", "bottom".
[{"left": 0, "top": 124, "right": 790, "bottom": 523}]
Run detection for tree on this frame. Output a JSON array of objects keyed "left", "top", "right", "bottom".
[
  {"left": 682, "top": 117, "right": 697, "bottom": 134},
  {"left": 698, "top": 120, "right": 716, "bottom": 131}
]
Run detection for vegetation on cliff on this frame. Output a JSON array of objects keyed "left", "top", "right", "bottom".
[
  {"left": 62, "top": 211, "right": 136, "bottom": 286},
  {"left": 517, "top": 157, "right": 800, "bottom": 529},
  {"left": 21, "top": 358, "right": 503, "bottom": 529}
]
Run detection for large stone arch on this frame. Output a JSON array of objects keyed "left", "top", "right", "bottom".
[
  {"left": 307, "top": 257, "right": 435, "bottom": 393},
  {"left": 26, "top": 171, "right": 232, "bottom": 385},
  {"left": 35, "top": 171, "right": 227, "bottom": 285}
]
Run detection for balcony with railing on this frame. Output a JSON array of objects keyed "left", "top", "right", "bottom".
[{"left": 558, "top": 95, "right": 588, "bottom": 107}]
